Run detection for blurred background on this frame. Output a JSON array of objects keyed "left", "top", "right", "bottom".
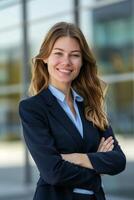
[{"left": 0, "top": 0, "right": 133, "bottom": 200}]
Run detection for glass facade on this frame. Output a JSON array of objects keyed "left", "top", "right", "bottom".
[
  {"left": 92, "top": 0, "right": 134, "bottom": 135},
  {"left": 0, "top": 0, "right": 134, "bottom": 199},
  {"left": 0, "top": 1, "right": 22, "bottom": 139}
]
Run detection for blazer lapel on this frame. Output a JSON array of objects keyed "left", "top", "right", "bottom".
[
  {"left": 76, "top": 101, "right": 88, "bottom": 140},
  {"left": 41, "top": 88, "right": 84, "bottom": 151},
  {"left": 76, "top": 101, "right": 98, "bottom": 151}
]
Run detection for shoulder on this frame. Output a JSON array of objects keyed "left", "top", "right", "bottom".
[
  {"left": 19, "top": 88, "right": 51, "bottom": 114},
  {"left": 19, "top": 93, "right": 41, "bottom": 111},
  {"left": 19, "top": 88, "right": 52, "bottom": 108},
  {"left": 18, "top": 89, "right": 51, "bottom": 124}
]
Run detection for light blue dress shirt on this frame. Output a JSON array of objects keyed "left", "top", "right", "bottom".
[{"left": 48, "top": 85, "right": 94, "bottom": 195}]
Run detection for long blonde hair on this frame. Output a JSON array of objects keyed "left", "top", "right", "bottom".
[{"left": 29, "top": 22, "right": 109, "bottom": 130}]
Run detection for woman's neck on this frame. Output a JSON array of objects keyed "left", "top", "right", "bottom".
[{"left": 49, "top": 81, "right": 73, "bottom": 102}]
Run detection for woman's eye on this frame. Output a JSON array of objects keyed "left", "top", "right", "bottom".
[
  {"left": 54, "top": 52, "right": 62, "bottom": 56},
  {"left": 71, "top": 54, "right": 80, "bottom": 57}
]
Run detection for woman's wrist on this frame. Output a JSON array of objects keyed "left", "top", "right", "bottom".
[
  {"left": 61, "top": 153, "right": 93, "bottom": 169},
  {"left": 80, "top": 154, "right": 94, "bottom": 169}
]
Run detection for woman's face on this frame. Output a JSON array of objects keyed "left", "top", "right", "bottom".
[{"left": 44, "top": 36, "right": 82, "bottom": 87}]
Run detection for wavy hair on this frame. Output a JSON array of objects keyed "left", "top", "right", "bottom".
[{"left": 29, "top": 22, "right": 109, "bottom": 130}]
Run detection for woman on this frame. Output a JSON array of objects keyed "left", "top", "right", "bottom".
[{"left": 19, "top": 22, "right": 126, "bottom": 200}]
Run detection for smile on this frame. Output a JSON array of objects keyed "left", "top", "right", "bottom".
[{"left": 57, "top": 68, "right": 73, "bottom": 74}]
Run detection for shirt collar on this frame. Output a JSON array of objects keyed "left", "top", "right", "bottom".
[
  {"left": 72, "top": 88, "right": 83, "bottom": 102},
  {"left": 48, "top": 85, "right": 83, "bottom": 103}
]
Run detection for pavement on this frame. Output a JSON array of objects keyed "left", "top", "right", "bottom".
[{"left": 0, "top": 136, "right": 134, "bottom": 200}]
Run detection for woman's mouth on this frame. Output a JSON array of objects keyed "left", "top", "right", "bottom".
[{"left": 57, "top": 68, "right": 73, "bottom": 74}]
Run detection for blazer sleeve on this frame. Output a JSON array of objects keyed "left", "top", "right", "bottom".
[
  {"left": 87, "top": 126, "right": 126, "bottom": 175},
  {"left": 19, "top": 99, "right": 100, "bottom": 190}
]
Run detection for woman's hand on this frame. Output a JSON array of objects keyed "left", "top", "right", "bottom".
[
  {"left": 61, "top": 153, "right": 93, "bottom": 169},
  {"left": 97, "top": 136, "right": 114, "bottom": 152}
]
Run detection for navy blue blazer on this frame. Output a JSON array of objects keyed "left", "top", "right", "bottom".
[{"left": 19, "top": 88, "right": 126, "bottom": 200}]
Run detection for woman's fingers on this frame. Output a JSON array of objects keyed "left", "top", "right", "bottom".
[
  {"left": 97, "top": 137, "right": 105, "bottom": 151},
  {"left": 102, "top": 140, "right": 114, "bottom": 152},
  {"left": 98, "top": 136, "right": 114, "bottom": 152},
  {"left": 108, "top": 144, "right": 114, "bottom": 151},
  {"left": 101, "top": 136, "right": 113, "bottom": 152}
]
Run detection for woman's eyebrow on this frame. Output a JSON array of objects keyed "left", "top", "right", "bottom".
[
  {"left": 53, "top": 48, "right": 81, "bottom": 53},
  {"left": 71, "top": 50, "right": 81, "bottom": 53},
  {"left": 53, "top": 48, "right": 64, "bottom": 51}
]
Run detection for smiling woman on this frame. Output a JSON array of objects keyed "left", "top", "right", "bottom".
[
  {"left": 19, "top": 22, "right": 126, "bottom": 200},
  {"left": 44, "top": 36, "right": 82, "bottom": 90}
]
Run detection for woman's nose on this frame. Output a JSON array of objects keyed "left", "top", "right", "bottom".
[{"left": 62, "top": 55, "right": 71, "bottom": 65}]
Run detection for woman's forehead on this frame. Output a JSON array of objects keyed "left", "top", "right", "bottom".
[{"left": 52, "top": 36, "right": 81, "bottom": 51}]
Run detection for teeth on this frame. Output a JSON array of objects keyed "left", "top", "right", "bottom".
[{"left": 58, "top": 69, "right": 72, "bottom": 73}]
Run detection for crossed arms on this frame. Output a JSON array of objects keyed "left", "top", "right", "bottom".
[{"left": 61, "top": 136, "right": 114, "bottom": 169}]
